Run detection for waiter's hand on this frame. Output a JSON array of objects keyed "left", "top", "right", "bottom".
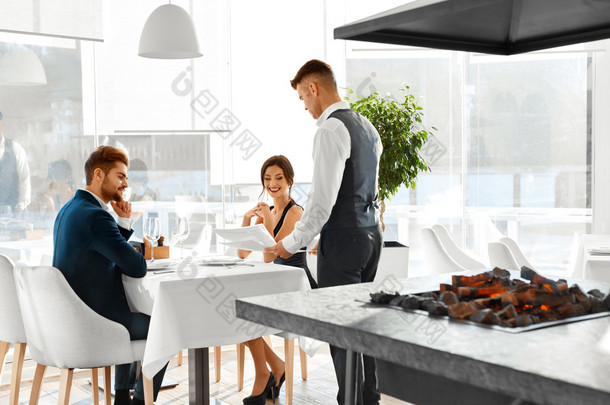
[
  {"left": 265, "top": 241, "right": 293, "bottom": 259},
  {"left": 111, "top": 200, "right": 132, "bottom": 218},
  {"left": 308, "top": 241, "right": 319, "bottom": 255}
]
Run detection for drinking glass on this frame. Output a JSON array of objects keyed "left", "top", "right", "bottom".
[
  {"left": 0, "top": 205, "right": 12, "bottom": 234},
  {"left": 172, "top": 216, "right": 190, "bottom": 259},
  {"left": 144, "top": 217, "right": 160, "bottom": 262}
]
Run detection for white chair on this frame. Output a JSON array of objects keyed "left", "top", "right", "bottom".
[
  {"left": 499, "top": 236, "right": 536, "bottom": 270},
  {"left": 421, "top": 227, "right": 468, "bottom": 275},
  {"left": 431, "top": 224, "right": 487, "bottom": 270},
  {"left": 14, "top": 265, "right": 154, "bottom": 405},
  {"left": 488, "top": 242, "right": 520, "bottom": 271},
  {"left": 0, "top": 254, "right": 27, "bottom": 405}
]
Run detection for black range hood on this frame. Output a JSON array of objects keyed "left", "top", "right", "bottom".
[{"left": 334, "top": 0, "right": 610, "bottom": 55}]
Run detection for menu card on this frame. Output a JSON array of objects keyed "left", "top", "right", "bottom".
[{"left": 214, "top": 224, "right": 276, "bottom": 251}]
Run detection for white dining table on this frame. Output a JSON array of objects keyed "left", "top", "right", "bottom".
[
  {"left": 0, "top": 234, "right": 53, "bottom": 265},
  {"left": 121, "top": 257, "right": 310, "bottom": 405}
]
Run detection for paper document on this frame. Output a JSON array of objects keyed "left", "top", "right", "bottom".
[{"left": 214, "top": 224, "right": 276, "bottom": 252}]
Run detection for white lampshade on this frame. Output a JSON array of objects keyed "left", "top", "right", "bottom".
[
  {"left": 0, "top": 47, "right": 47, "bottom": 86},
  {"left": 138, "top": 4, "right": 202, "bottom": 59}
]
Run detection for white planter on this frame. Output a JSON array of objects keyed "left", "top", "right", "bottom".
[
  {"left": 306, "top": 241, "right": 409, "bottom": 290},
  {"left": 372, "top": 241, "right": 409, "bottom": 290}
]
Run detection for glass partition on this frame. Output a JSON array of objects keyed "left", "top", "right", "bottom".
[{"left": 345, "top": 49, "right": 591, "bottom": 275}]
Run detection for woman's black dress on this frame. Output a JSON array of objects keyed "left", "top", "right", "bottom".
[{"left": 271, "top": 201, "right": 318, "bottom": 289}]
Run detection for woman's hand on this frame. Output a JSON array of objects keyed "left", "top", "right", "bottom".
[
  {"left": 244, "top": 206, "right": 258, "bottom": 221},
  {"left": 242, "top": 205, "right": 261, "bottom": 227},
  {"left": 253, "top": 202, "right": 272, "bottom": 223}
]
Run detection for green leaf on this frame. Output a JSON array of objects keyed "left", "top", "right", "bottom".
[{"left": 348, "top": 86, "right": 432, "bottom": 203}]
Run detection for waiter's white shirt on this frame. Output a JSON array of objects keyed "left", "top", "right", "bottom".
[
  {"left": 282, "top": 100, "right": 354, "bottom": 253},
  {"left": 81, "top": 188, "right": 133, "bottom": 230},
  {"left": 0, "top": 134, "right": 31, "bottom": 210}
]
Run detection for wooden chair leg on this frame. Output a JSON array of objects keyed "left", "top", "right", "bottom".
[
  {"left": 29, "top": 363, "right": 46, "bottom": 405},
  {"left": 58, "top": 368, "right": 74, "bottom": 405},
  {"left": 0, "top": 341, "right": 10, "bottom": 378},
  {"left": 236, "top": 343, "right": 245, "bottom": 391},
  {"left": 91, "top": 368, "right": 99, "bottom": 404},
  {"left": 177, "top": 350, "right": 183, "bottom": 366},
  {"left": 284, "top": 339, "right": 294, "bottom": 405},
  {"left": 143, "top": 373, "right": 154, "bottom": 405},
  {"left": 214, "top": 346, "right": 221, "bottom": 382},
  {"left": 103, "top": 366, "right": 112, "bottom": 405},
  {"left": 9, "top": 342, "right": 26, "bottom": 405},
  {"left": 299, "top": 346, "right": 308, "bottom": 381},
  {"left": 263, "top": 335, "right": 272, "bottom": 347}
]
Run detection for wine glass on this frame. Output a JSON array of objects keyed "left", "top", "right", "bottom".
[
  {"left": 0, "top": 205, "right": 12, "bottom": 235},
  {"left": 144, "top": 217, "right": 160, "bottom": 263},
  {"left": 172, "top": 216, "right": 190, "bottom": 259}
]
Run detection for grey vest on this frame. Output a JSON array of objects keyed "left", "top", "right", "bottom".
[
  {"left": 0, "top": 139, "right": 19, "bottom": 209},
  {"left": 322, "top": 109, "right": 381, "bottom": 231}
]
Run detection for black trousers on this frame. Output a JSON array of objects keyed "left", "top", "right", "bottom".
[
  {"left": 115, "top": 312, "right": 168, "bottom": 401},
  {"left": 317, "top": 225, "right": 383, "bottom": 405}
]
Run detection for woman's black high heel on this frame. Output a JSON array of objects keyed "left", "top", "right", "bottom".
[
  {"left": 243, "top": 372, "right": 276, "bottom": 405},
  {"left": 267, "top": 372, "right": 285, "bottom": 399}
]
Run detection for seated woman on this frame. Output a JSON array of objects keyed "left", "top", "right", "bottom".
[{"left": 237, "top": 155, "right": 316, "bottom": 405}]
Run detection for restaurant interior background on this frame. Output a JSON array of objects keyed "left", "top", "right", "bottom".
[{"left": 1, "top": 0, "right": 609, "bottom": 275}]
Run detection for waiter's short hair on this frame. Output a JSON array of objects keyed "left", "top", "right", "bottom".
[
  {"left": 85, "top": 145, "right": 129, "bottom": 185},
  {"left": 290, "top": 59, "right": 336, "bottom": 90}
]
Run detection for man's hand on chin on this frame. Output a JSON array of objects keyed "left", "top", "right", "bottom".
[
  {"left": 265, "top": 241, "right": 293, "bottom": 259},
  {"left": 111, "top": 200, "right": 132, "bottom": 219}
]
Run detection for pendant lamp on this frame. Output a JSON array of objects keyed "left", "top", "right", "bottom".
[
  {"left": 0, "top": 47, "right": 47, "bottom": 86},
  {"left": 138, "top": 4, "right": 202, "bottom": 59}
]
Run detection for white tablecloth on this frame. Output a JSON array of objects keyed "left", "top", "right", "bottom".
[
  {"left": 122, "top": 259, "right": 310, "bottom": 378},
  {"left": 0, "top": 235, "right": 53, "bottom": 265}
]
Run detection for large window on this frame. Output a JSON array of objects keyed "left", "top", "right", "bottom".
[
  {"left": 0, "top": 1, "right": 605, "bottom": 274},
  {"left": 346, "top": 49, "right": 591, "bottom": 275},
  {"left": 0, "top": 35, "right": 86, "bottom": 257}
]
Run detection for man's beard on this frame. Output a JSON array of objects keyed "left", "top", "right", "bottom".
[{"left": 101, "top": 178, "right": 124, "bottom": 202}]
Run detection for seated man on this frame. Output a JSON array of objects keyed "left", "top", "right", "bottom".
[{"left": 53, "top": 145, "right": 166, "bottom": 405}]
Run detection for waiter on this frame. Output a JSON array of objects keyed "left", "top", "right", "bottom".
[
  {"left": 266, "top": 59, "right": 383, "bottom": 405},
  {"left": 0, "top": 110, "right": 31, "bottom": 213}
]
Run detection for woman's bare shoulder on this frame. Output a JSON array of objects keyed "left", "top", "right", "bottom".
[{"left": 286, "top": 203, "right": 304, "bottom": 218}]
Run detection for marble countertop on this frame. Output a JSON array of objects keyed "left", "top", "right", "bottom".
[{"left": 236, "top": 271, "right": 610, "bottom": 405}]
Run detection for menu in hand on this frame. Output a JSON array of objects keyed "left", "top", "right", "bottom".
[{"left": 214, "top": 224, "right": 276, "bottom": 252}]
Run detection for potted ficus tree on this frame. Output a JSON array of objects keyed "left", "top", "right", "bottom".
[{"left": 347, "top": 86, "right": 433, "bottom": 282}]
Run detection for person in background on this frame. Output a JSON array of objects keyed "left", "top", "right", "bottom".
[
  {"left": 265, "top": 59, "right": 383, "bottom": 405},
  {"left": 236, "top": 155, "right": 316, "bottom": 405},
  {"left": 52, "top": 145, "right": 167, "bottom": 405},
  {"left": 129, "top": 158, "right": 157, "bottom": 202},
  {"left": 0, "top": 110, "right": 31, "bottom": 213},
  {"left": 128, "top": 158, "right": 157, "bottom": 239},
  {"left": 47, "top": 159, "right": 75, "bottom": 211}
]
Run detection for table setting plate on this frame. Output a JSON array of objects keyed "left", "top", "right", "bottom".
[
  {"left": 146, "top": 259, "right": 177, "bottom": 271},
  {"left": 196, "top": 256, "right": 246, "bottom": 266}
]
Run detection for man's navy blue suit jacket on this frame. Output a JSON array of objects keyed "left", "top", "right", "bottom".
[{"left": 53, "top": 189, "right": 147, "bottom": 329}]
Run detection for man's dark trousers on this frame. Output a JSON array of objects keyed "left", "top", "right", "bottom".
[
  {"left": 317, "top": 225, "right": 383, "bottom": 405},
  {"left": 114, "top": 312, "right": 168, "bottom": 401}
]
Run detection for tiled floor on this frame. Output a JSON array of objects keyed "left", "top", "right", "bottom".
[{"left": 0, "top": 337, "right": 410, "bottom": 404}]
